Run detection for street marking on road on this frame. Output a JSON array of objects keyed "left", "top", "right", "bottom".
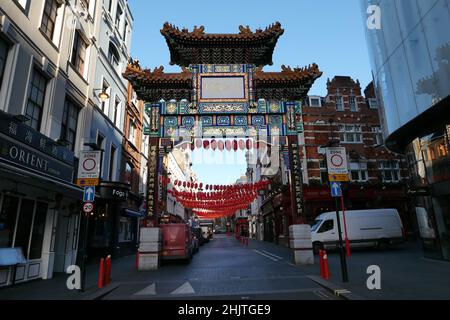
[
  {"left": 253, "top": 250, "right": 280, "bottom": 261},
  {"left": 314, "top": 290, "right": 334, "bottom": 300},
  {"left": 261, "top": 250, "right": 283, "bottom": 260},
  {"left": 171, "top": 282, "right": 195, "bottom": 295},
  {"left": 133, "top": 283, "right": 156, "bottom": 295},
  {"left": 334, "top": 289, "right": 351, "bottom": 296}
]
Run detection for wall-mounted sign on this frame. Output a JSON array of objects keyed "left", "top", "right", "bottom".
[
  {"left": 0, "top": 134, "right": 74, "bottom": 182},
  {"left": 99, "top": 182, "right": 129, "bottom": 202},
  {"left": 76, "top": 151, "right": 101, "bottom": 186},
  {"left": 326, "top": 147, "right": 349, "bottom": 182}
]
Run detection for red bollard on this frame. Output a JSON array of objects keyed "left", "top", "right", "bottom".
[
  {"left": 97, "top": 258, "right": 104, "bottom": 289},
  {"left": 104, "top": 255, "right": 111, "bottom": 285},
  {"left": 322, "top": 250, "right": 330, "bottom": 280},
  {"left": 319, "top": 250, "right": 324, "bottom": 278}
]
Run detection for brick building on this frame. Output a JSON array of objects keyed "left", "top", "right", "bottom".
[{"left": 300, "top": 76, "right": 413, "bottom": 233}]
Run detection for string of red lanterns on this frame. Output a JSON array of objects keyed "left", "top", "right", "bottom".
[
  {"left": 177, "top": 139, "right": 272, "bottom": 151},
  {"left": 166, "top": 180, "right": 271, "bottom": 219}
]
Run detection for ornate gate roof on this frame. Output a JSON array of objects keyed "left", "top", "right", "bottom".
[{"left": 160, "top": 22, "right": 284, "bottom": 66}]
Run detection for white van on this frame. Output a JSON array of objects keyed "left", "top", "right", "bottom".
[{"left": 311, "top": 209, "right": 405, "bottom": 252}]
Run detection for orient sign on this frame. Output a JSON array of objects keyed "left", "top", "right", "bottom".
[
  {"left": 76, "top": 151, "right": 101, "bottom": 186},
  {"left": 326, "top": 147, "right": 349, "bottom": 182}
]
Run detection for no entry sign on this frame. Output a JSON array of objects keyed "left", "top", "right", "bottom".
[{"left": 326, "top": 147, "right": 349, "bottom": 182}]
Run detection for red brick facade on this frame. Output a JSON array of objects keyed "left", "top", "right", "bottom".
[{"left": 300, "top": 76, "right": 412, "bottom": 231}]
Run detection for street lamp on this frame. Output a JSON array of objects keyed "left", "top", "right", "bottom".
[{"left": 93, "top": 89, "right": 110, "bottom": 102}]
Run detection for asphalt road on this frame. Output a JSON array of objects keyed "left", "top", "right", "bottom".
[{"left": 102, "top": 234, "right": 337, "bottom": 300}]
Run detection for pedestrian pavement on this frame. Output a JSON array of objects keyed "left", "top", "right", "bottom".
[{"left": 1, "top": 235, "right": 449, "bottom": 300}]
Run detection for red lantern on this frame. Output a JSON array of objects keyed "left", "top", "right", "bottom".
[
  {"left": 239, "top": 140, "right": 246, "bottom": 150},
  {"left": 211, "top": 140, "right": 217, "bottom": 151},
  {"left": 206, "top": 184, "right": 209, "bottom": 190},
  {"left": 190, "top": 143, "right": 195, "bottom": 151},
  {"left": 203, "top": 140, "right": 210, "bottom": 150},
  {"left": 183, "top": 181, "right": 187, "bottom": 187},
  {"left": 225, "top": 140, "right": 232, "bottom": 151},
  {"left": 233, "top": 140, "right": 238, "bottom": 151},
  {"left": 218, "top": 140, "right": 224, "bottom": 151},
  {"left": 246, "top": 139, "right": 251, "bottom": 150}
]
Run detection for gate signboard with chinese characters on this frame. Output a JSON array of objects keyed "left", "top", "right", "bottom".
[{"left": 124, "top": 22, "right": 322, "bottom": 223}]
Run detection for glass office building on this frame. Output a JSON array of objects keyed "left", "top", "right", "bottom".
[{"left": 361, "top": 0, "right": 450, "bottom": 260}]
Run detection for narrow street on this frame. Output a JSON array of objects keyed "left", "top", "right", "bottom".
[{"left": 102, "top": 234, "right": 336, "bottom": 300}]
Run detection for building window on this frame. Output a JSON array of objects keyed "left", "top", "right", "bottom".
[
  {"left": 101, "top": 79, "right": 110, "bottom": 112},
  {"left": 338, "top": 124, "right": 362, "bottom": 143},
  {"left": 128, "top": 120, "right": 136, "bottom": 145},
  {"left": 115, "top": 4, "right": 123, "bottom": 28},
  {"left": 40, "top": 0, "right": 60, "bottom": 40},
  {"left": 349, "top": 96, "right": 357, "bottom": 112},
  {"left": 0, "top": 37, "right": 10, "bottom": 90},
  {"left": 113, "top": 97, "right": 120, "bottom": 125},
  {"left": 309, "top": 97, "right": 321, "bottom": 107},
  {"left": 109, "top": 145, "right": 116, "bottom": 180},
  {"left": 349, "top": 161, "right": 368, "bottom": 182},
  {"left": 15, "top": 0, "right": 29, "bottom": 11},
  {"left": 60, "top": 99, "right": 80, "bottom": 151},
  {"left": 335, "top": 96, "right": 344, "bottom": 111},
  {"left": 79, "top": 0, "right": 89, "bottom": 11},
  {"left": 71, "top": 31, "right": 88, "bottom": 76},
  {"left": 372, "top": 126, "right": 383, "bottom": 146},
  {"left": 108, "top": 43, "right": 120, "bottom": 71},
  {"left": 125, "top": 162, "right": 133, "bottom": 185},
  {"left": 368, "top": 98, "right": 378, "bottom": 109},
  {"left": 0, "top": 196, "right": 19, "bottom": 248},
  {"left": 26, "top": 69, "right": 47, "bottom": 131},
  {"left": 378, "top": 160, "right": 401, "bottom": 182},
  {"left": 123, "top": 20, "right": 128, "bottom": 41},
  {"left": 108, "top": 0, "right": 113, "bottom": 13}
]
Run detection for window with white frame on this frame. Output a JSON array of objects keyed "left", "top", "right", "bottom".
[
  {"left": 40, "top": 0, "right": 61, "bottom": 40},
  {"left": 113, "top": 97, "right": 120, "bottom": 125},
  {"left": 0, "top": 37, "right": 11, "bottom": 91},
  {"left": 372, "top": 126, "right": 383, "bottom": 145},
  {"left": 26, "top": 68, "right": 48, "bottom": 131},
  {"left": 128, "top": 119, "right": 136, "bottom": 145},
  {"left": 335, "top": 96, "right": 344, "bottom": 111},
  {"left": 378, "top": 160, "right": 401, "bottom": 182},
  {"left": 108, "top": 42, "right": 120, "bottom": 71},
  {"left": 349, "top": 96, "right": 357, "bottom": 112},
  {"left": 338, "top": 124, "right": 362, "bottom": 143},
  {"left": 349, "top": 161, "right": 368, "bottom": 182},
  {"left": 60, "top": 98, "right": 80, "bottom": 151},
  {"left": 71, "top": 31, "right": 88, "bottom": 76},
  {"left": 15, "top": 0, "right": 29, "bottom": 11},
  {"left": 368, "top": 98, "right": 378, "bottom": 109},
  {"left": 309, "top": 97, "right": 321, "bottom": 107},
  {"left": 115, "top": 4, "right": 123, "bottom": 29}
]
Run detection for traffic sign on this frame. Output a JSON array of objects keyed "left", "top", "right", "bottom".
[
  {"left": 330, "top": 182, "right": 342, "bottom": 198},
  {"left": 83, "top": 186, "right": 95, "bottom": 202},
  {"left": 77, "top": 151, "right": 101, "bottom": 186},
  {"left": 326, "top": 147, "right": 349, "bottom": 182},
  {"left": 83, "top": 202, "right": 94, "bottom": 214},
  {"left": 77, "top": 178, "right": 100, "bottom": 187}
]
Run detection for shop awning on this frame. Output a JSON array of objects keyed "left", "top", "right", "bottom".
[{"left": 122, "top": 208, "right": 145, "bottom": 218}]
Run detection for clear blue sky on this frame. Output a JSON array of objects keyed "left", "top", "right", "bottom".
[{"left": 128, "top": 0, "right": 373, "bottom": 184}]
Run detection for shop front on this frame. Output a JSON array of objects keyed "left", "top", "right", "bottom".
[
  {"left": 85, "top": 181, "right": 142, "bottom": 260},
  {"left": 0, "top": 111, "right": 79, "bottom": 286}
]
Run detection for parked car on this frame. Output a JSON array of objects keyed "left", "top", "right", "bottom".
[
  {"left": 311, "top": 208, "right": 405, "bottom": 252},
  {"left": 161, "top": 223, "right": 193, "bottom": 263}
]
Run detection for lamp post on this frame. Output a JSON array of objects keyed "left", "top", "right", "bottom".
[{"left": 79, "top": 142, "right": 104, "bottom": 292}]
